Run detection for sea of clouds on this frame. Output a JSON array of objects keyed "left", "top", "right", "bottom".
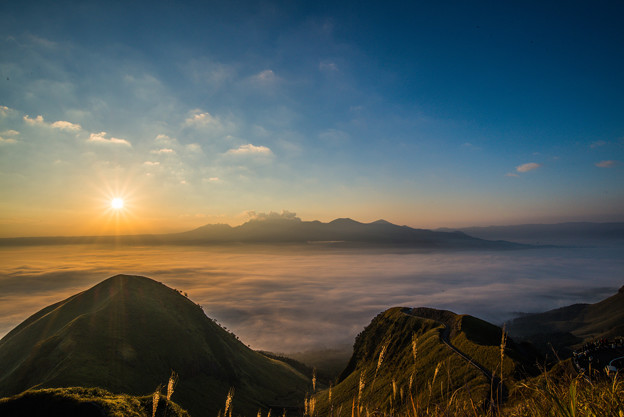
[{"left": 0, "top": 244, "right": 622, "bottom": 353}]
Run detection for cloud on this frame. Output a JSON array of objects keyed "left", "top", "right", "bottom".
[
  {"left": 1, "top": 130, "right": 19, "bottom": 136},
  {"left": 227, "top": 144, "right": 273, "bottom": 156},
  {"left": 151, "top": 148, "right": 176, "bottom": 155},
  {"left": 155, "top": 134, "right": 175, "bottom": 144},
  {"left": 253, "top": 69, "right": 276, "bottom": 82},
  {"left": 184, "top": 110, "right": 223, "bottom": 129},
  {"left": 51, "top": 120, "right": 81, "bottom": 131},
  {"left": 186, "top": 143, "right": 202, "bottom": 153},
  {"left": 319, "top": 61, "right": 338, "bottom": 72},
  {"left": 246, "top": 210, "right": 300, "bottom": 222},
  {"left": 87, "top": 132, "right": 131, "bottom": 146},
  {"left": 0, "top": 136, "right": 17, "bottom": 144},
  {"left": 23, "top": 115, "right": 82, "bottom": 131},
  {"left": 319, "top": 129, "right": 350, "bottom": 144},
  {"left": 516, "top": 162, "right": 541, "bottom": 173},
  {"left": 590, "top": 140, "right": 607, "bottom": 148},
  {"left": 595, "top": 160, "right": 618, "bottom": 168},
  {"left": 0, "top": 106, "right": 14, "bottom": 117},
  {"left": 143, "top": 161, "right": 160, "bottom": 166},
  {"left": 23, "top": 115, "right": 45, "bottom": 125}
]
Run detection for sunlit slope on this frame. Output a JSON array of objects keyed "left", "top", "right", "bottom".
[
  {"left": 0, "top": 275, "right": 309, "bottom": 417},
  {"left": 507, "top": 285, "right": 624, "bottom": 353},
  {"left": 0, "top": 387, "right": 190, "bottom": 417},
  {"left": 314, "top": 307, "right": 538, "bottom": 416}
]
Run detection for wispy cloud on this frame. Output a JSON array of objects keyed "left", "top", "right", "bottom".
[
  {"left": 87, "top": 131, "right": 131, "bottom": 146},
  {"left": 590, "top": 140, "right": 607, "bottom": 148},
  {"left": 516, "top": 162, "right": 541, "bottom": 173},
  {"left": 1, "top": 130, "right": 19, "bottom": 136},
  {"left": 151, "top": 148, "right": 176, "bottom": 155},
  {"left": 505, "top": 172, "right": 519, "bottom": 177},
  {"left": 227, "top": 143, "right": 273, "bottom": 155},
  {"left": 319, "top": 61, "right": 338, "bottom": 72},
  {"left": 595, "top": 160, "right": 618, "bottom": 168}
]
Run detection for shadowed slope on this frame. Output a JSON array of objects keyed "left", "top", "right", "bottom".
[
  {"left": 315, "top": 307, "right": 538, "bottom": 416},
  {"left": 506, "top": 285, "right": 624, "bottom": 355},
  {"left": 0, "top": 387, "right": 190, "bottom": 417},
  {"left": 0, "top": 275, "right": 309, "bottom": 417}
]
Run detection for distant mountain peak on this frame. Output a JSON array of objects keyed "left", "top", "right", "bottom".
[{"left": 370, "top": 219, "right": 392, "bottom": 225}]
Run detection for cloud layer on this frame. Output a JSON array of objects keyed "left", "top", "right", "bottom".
[{"left": 1, "top": 245, "right": 621, "bottom": 353}]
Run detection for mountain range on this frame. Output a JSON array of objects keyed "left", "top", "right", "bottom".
[
  {"left": 438, "top": 222, "right": 624, "bottom": 245},
  {"left": 0, "top": 217, "right": 528, "bottom": 250},
  {"left": 506, "top": 285, "right": 624, "bottom": 355}
]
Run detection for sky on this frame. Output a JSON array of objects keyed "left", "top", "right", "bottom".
[{"left": 1, "top": 0, "right": 623, "bottom": 237}]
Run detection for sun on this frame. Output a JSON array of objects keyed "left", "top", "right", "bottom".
[{"left": 111, "top": 198, "right": 124, "bottom": 210}]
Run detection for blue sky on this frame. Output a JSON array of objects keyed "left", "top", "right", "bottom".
[{"left": 0, "top": 0, "right": 623, "bottom": 236}]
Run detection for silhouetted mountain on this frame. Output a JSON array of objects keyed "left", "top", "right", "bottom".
[
  {"left": 0, "top": 217, "right": 530, "bottom": 249},
  {"left": 314, "top": 307, "right": 539, "bottom": 415},
  {"left": 0, "top": 275, "right": 308, "bottom": 417},
  {"left": 506, "top": 286, "right": 624, "bottom": 355},
  {"left": 169, "top": 217, "right": 527, "bottom": 249},
  {"left": 438, "top": 222, "right": 624, "bottom": 245}
]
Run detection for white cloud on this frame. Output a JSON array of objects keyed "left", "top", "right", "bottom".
[
  {"left": 0, "top": 106, "right": 14, "bottom": 117},
  {"left": 590, "top": 140, "right": 607, "bottom": 148},
  {"left": 0, "top": 136, "right": 17, "bottom": 144},
  {"left": 1, "top": 130, "right": 19, "bottom": 136},
  {"left": 595, "top": 160, "right": 618, "bottom": 168},
  {"left": 51, "top": 120, "right": 81, "bottom": 131},
  {"left": 207, "top": 177, "right": 220, "bottom": 182},
  {"left": 87, "top": 131, "right": 131, "bottom": 146},
  {"left": 184, "top": 110, "right": 222, "bottom": 128},
  {"left": 23, "top": 115, "right": 45, "bottom": 125},
  {"left": 226, "top": 144, "right": 273, "bottom": 155},
  {"left": 144, "top": 161, "right": 160, "bottom": 166},
  {"left": 516, "top": 162, "right": 541, "bottom": 173},
  {"left": 151, "top": 148, "right": 176, "bottom": 155}
]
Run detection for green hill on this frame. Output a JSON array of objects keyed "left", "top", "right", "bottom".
[
  {"left": 506, "top": 285, "right": 624, "bottom": 355},
  {"left": 0, "top": 275, "right": 309, "bottom": 417},
  {"left": 0, "top": 387, "right": 189, "bottom": 417},
  {"left": 313, "top": 307, "right": 539, "bottom": 416}
]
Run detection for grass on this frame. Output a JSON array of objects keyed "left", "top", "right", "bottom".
[{"left": 0, "top": 386, "right": 190, "bottom": 417}]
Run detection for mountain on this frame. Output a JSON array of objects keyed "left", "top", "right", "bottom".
[
  {"left": 0, "top": 275, "right": 309, "bottom": 417},
  {"left": 313, "top": 307, "right": 539, "bottom": 416},
  {"left": 438, "top": 222, "right": 624, "bottom": 245},
  {"left": 0, "top": 217, "right": 529, "bottom": 250},
  {"left": 506, "top": 285, "right": 624, "bottom": 355},
  {"left": 168, "top": 217, "right": 527, "bottom": 249}
]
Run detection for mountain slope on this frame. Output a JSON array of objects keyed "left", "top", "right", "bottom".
[
  {"left": 0, "top": 387, "right": 190, "bottom": 417},
  {"left": 0, "top": 275, "right": 309, "bottom": 417},
  {"left": 314, "top": 307, "right": 538, "bottom": 416},
  {"left": 506, "top": 285, "right": 624, "bottom": 354}
]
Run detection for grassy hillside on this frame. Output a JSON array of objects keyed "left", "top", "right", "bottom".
[
  {"left": 0, "top": 387, "right": 189, "bottom": 417},
  {"left": 507, "top": 285, "right": 624, "bottom": 355},
  {"left": 0, "top": 275, "right": 309, "bottom": 417},
  {"left": 312, "top": 307, "right": 539, "bottom": 417}
]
